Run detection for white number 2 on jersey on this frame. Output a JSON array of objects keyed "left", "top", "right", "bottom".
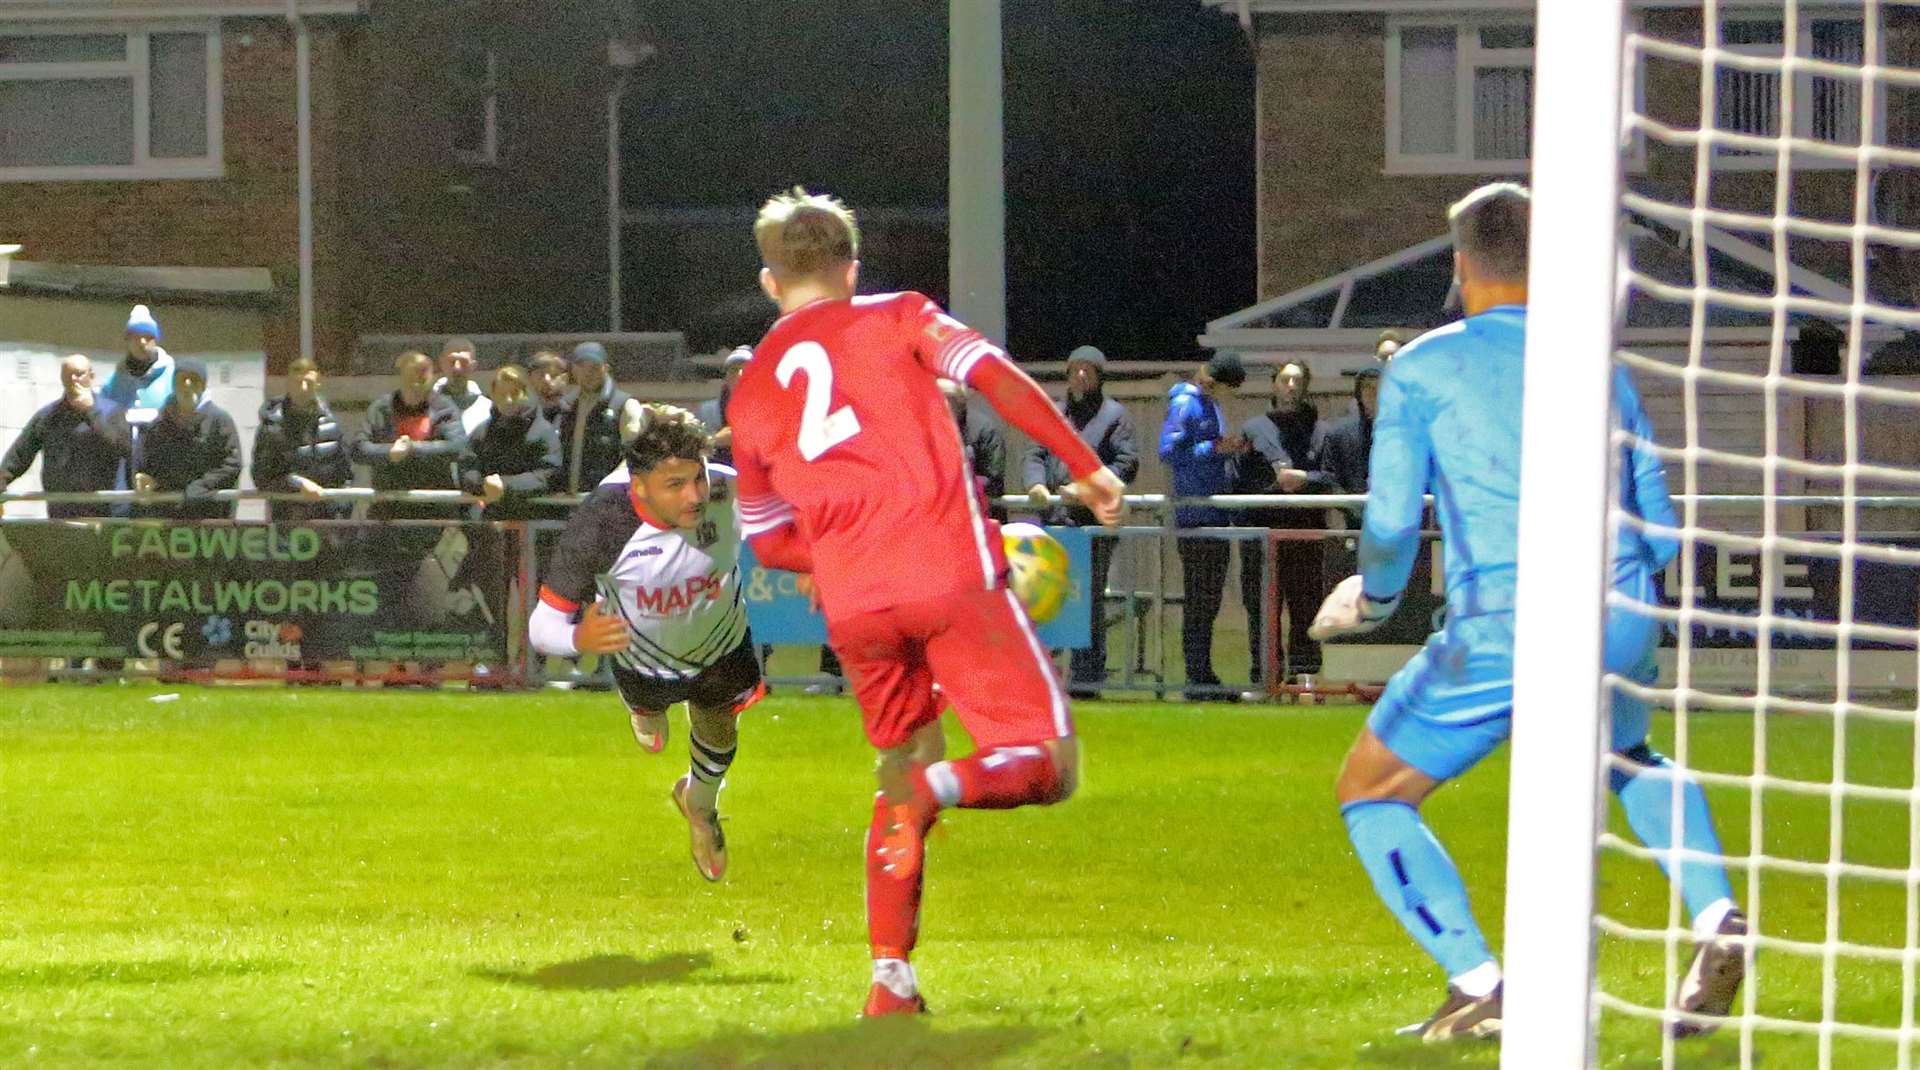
[{"left": 776, "top": 341, "right": 862, "bottom": 462}]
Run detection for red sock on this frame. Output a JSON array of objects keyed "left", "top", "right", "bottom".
[
  {"left": 945, "top": 744, "right": 1064, "bottom": 810},
  {"left": 865, "top": 792, "right": 926, "bottom": 961}
]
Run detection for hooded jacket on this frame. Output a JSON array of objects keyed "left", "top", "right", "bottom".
[
  {"left": 134, "top": 398, "right": 242, "bottom": 520},
  {"left": 357, "top": 390, "right": 469, "bottom": 519},
  {"left": 1021, "top": 388, "right": 1138, "bottom": 526},
  {"left": 1235, "top": 398, "right": 1335, "bottom": 529},
  {"left": 1158, "top": 380, "right": 1233, "bottom": 527},
  {"left": 459, "top": 405, "right": 563, "bottom": 521},
  {"left": 99, "top": 347, "right": 176, "bottom": 415},
  {"left": 1319, "top": 373, "right": 1378, "bottom": 498},
  {"left": 0, "top": 394, "right": 129, "bottom": 517},
  {"left": 252, "top": 394, "right": 355, "bottom": 522}
]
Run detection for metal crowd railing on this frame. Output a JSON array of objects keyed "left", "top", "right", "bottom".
[{"left": 0, "top": 488, "right": 1910, "bottom": 698}]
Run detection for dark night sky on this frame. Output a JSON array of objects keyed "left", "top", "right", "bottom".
[{"left": 623, "top": 0, "right": 1254, "bottom": 362}]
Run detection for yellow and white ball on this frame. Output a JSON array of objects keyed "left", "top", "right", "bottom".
[{"left": 1002, "top": 522, "right": 1072, "bottom": 624}]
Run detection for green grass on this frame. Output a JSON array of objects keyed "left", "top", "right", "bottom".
[{"left": 0, "top": 684, "right": 1911, "bottom": 1067}]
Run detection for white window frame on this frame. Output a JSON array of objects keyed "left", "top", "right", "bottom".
[
  {"left": 1713, "top": 8, "right": 1883, "bottom": 171},
  {"left": 1385, "top": 16, "right": 1534, "bottom": 176},
  {"left": 1384, "top": 14, "right": 1647, "bottom": 177},
  {"left": 0, "top": 21, "right": 223, "bottom": 183},
  {"left": 451, "top": 47, "right": 499, "bottom": 167}
]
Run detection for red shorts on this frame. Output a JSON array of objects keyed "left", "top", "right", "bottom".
[{"left": 826, "top": 588, "right": 1073, "bottom": 751}]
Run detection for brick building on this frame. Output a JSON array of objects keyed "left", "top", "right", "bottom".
[
  {"left": 0, "top": 0, "right": 630, "bottom": 373},
  {"left": 1199, "top": 1, "right": 1920, "bottom": 514}
]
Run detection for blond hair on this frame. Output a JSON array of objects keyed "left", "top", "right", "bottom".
[
  {"left": 755, "top": 187, "right": 860, "bottom": 281},
  {"left": 491, "top": 364, "right": 528, "bottom": 393}
]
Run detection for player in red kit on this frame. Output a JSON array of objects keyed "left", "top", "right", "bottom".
[{"left": 728, "top": 189, "right": 1124, "bottom": 1016}]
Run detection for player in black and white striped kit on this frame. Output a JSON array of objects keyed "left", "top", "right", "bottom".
[{"left": 529, "top": 405, "right": 767, "bottom": 882}]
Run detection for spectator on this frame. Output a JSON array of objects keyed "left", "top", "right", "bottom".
[
  {"left": 1022, "top": 344, "right": 1139, "bottom": 698},
  {"left": 527, "top": 349, "right": 571, "bottom": 424},
  {"left": 1159, "top": 351, "right": 1247, "bottom": 701},
  {"left": 433, "top": 337, "right": 493, "bottom": 436},
  {"left": 1375, "top": 329, "right": 1407, "bottom": 363},
  {"left": 1320, "top": 366, "right": 1381, "bottom": 513},
  {"left": 99, "top": 304, "right": 176, "bottom": 493},
  {"left": 940, "top": 378, "right": 1007, "bottom": 519},
  {"left": 132, "top": 359, "right": 241, "bottom": 520},
  {"left": 0, "top": 354, "right": 128, "bottom": 519},
  {"left": 358, "top": 350, "right": 469, "bottom": 523},
  {"left": 460, "top": 365, "right": 563, "bottom": 521},
  {"left": 100, "top": 304, "right": 175, "bottom": 414},
  {"left": 698, "top": 346, "right": 752, "bottom": 465},
  {"left": 252, "top": 356, "right": 355, "bottom": 524},
  {"left": 558, "top": 341, "right": 642, "bottom": 494},
  {"left": 1234, "top": 360, "right": 1336, "bottom": 684}
]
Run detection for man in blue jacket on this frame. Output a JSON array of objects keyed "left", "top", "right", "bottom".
[{"left": 1159, "top": 351, "right": 1247, "bottom": 700}]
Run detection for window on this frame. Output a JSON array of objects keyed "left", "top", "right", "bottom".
[
  {"left": 0, "top": 26, "right": 221, "bottom": 181},
  {"left": 451, "top": 46, "right": 499, "bottom": 166},
  {"left": 1386, "top": 20, "right": 1534, "bottom": 175},
  {"left": 1716, "top": 12, "right": 1875, "bottom": 165}
]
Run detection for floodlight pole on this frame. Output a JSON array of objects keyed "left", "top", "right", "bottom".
[{"left": 949, "top": 0, "right": 1007, "bottom": 345}]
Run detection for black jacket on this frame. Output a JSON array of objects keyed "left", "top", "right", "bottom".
[
  {"left": 555, "top": 382, "right": 634, "bottom": 494},
  {"left": 957, "top": 404, "right": 1007, "bottom": 520},
  {"left": 0, "top": 396, "right": 129, "bottom": 518},
  {"left": 1234, "top": 401, "right": 1335, "bottom": 529},
  {"left": 1020, "top": 391, "right": 1139, "bottom": 526},
  {"left": 459, "top": 407, "right": 563, "bottom": 521},
  {"left": 134, "top": 402, "right": 242, "bottom": 520},
  {"left": 356, "top": 390, "right": 469, "bottom": 519},
  {"left": 1319, "top": 379, "right": 1377, "bottom": 526},
  {"left": 252, "top": 395, "right": 355, "bottom": 522}
]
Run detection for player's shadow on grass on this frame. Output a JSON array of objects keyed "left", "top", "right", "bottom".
[
  {"left": 643, "top": 1017, "right": 1045, "bottom": 1070},
  {"left": 0, "top": 959, "right": 287, "bottom": 987},
  {"left": 473, "top": 951, "right": 785, "bottom": 991}
]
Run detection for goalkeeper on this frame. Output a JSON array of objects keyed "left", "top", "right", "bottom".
[{"left": 1312, "top": 182, "right": 1745, "bottom": 1043}]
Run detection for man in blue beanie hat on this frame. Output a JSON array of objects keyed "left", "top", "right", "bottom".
[
  {"left": 99, "top": 303, "right": 177, "bottom": 505},
  {"left": 101, "top": 304, "right": 175, "bottom": 414}
]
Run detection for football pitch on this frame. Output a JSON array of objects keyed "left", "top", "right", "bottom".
[{"left": 0, "top": 684, "right": 1909, "bottom": 1068}]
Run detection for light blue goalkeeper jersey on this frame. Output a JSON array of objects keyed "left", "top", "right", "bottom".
[{"left": 1357, "top": 304, "right": 1679, "bottom": 618}]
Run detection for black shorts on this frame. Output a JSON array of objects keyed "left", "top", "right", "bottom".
[{"left": 612, "top": 640, "right": 766, "bottom": 714}]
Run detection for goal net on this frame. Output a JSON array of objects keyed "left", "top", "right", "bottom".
[{"left": 1509, "top": 2, "right": 1920, "bottom": 1067}]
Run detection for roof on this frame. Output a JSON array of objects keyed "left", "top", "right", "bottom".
[
  {"left": 0, "top": 0, "right": 364, "bottom": 20},
  {"left": 1201, "top": 216, "right": 1875, "bottom": 348},
  {"left": 2, "top": 260, "right": 278, "bottom": 308}
]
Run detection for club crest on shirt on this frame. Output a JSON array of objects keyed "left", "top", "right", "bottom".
[{"left": 695, "top": 519, "right": 719, "bottom": 548}]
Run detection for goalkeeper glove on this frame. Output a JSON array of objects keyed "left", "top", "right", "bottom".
[{"left": 1308, "top": 574, "right": 1401, "bottom": 641}]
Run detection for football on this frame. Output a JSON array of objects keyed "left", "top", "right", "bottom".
[{"left": 1001, "top": 521, "right": 1072, "bottom": 624}]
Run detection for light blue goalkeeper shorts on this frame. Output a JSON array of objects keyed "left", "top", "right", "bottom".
[{"left": 1366, "top": 571, "right": 1663, "bottom": 782}]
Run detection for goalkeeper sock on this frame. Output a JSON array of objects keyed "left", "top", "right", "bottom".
[
  {"left": 1341, "top": 800, "right": 1496, "bottom": 981},
  {"left": 1610, "top": 746, "right": 1737, "bottom": 922},
  {"left": 865, "top": 792, "right": 927, "bottom": 961},
  {"left": 932, "top": 745, "right": 1065, "bottom": 809}
]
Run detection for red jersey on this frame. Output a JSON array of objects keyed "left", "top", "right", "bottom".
[{"left": 729, "top": 291, "right": 1099, "bottom": 623}]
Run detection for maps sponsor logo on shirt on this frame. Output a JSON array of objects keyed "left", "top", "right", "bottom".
[{"left": 633, "top": 572, "right": 728, "bottom": 615}]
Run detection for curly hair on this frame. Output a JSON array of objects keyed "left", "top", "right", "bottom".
[{"left": 625, "top": 404, "right": 712, "bottom": 474}]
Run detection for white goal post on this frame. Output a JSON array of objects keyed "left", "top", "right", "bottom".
[
  {"left": 1509, "top": 2, "right": 1920, "bottom": 1067},
  {"left": 1503, "top": 0, "right": 1629, "bottom": 1066}
]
